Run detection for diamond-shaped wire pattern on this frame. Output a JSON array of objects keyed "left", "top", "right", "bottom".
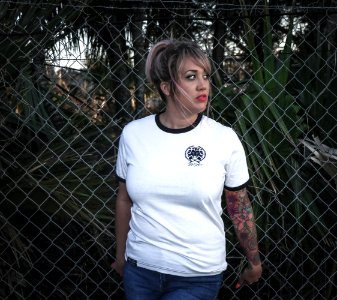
[{"left": 0, "top": 1, "right": 336, "bottom": 299}]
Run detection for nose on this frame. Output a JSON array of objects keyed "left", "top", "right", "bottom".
[{"left": 197, "top": 76, "right": 208, "bottom": 90}]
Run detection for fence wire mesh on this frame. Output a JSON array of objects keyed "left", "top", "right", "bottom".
[{"left": 0, "top": 1, "right": 336, "bottom": 299}]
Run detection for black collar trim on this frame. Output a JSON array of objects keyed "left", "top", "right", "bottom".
[{"left": 155, "top": 113, "right": 203, "bottom": 134}]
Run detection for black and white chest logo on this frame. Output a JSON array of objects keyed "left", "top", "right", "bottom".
[{"left": 185, "top": 146, "right": 206, "bottom": 166}]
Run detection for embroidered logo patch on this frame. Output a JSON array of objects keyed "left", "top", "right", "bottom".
[{"left": 185, "top": 146, "right": 206, "bottom": 166}]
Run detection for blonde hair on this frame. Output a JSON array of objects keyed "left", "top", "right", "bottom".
[{"left": 145, "top": 39, "right": 211, "bottom": 103}]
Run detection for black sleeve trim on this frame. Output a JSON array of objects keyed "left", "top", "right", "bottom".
[
  {"left": 116, "top": 175, "right": 126, "bottom": 183},
  {"left": 224, "top": 179, "right": 249, "bottom": 191}
]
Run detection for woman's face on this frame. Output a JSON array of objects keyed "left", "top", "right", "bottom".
[{"left": 173, "top": 57, "right": 210, "bottom": 115}]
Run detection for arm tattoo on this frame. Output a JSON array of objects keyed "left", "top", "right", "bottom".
[{"left": 225, "top": 188, "right": 261, "bottom": 266}]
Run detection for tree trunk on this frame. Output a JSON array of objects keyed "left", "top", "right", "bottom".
[
  {"left": 212, "top": 16, "right": 226, "bottom": 87},
  {"left": 130, "top": 9, "right": 146, "bottom": 117}
]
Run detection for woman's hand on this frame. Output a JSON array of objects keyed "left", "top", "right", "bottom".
[
  {"left": 236, "top": 263, "right": 262, "bottom": 288},
  {"left": 111, "top": 258, "right": 125, "bottom": 277}
]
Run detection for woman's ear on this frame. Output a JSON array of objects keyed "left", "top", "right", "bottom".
[{"left": 160, "top": 82, "right": 171, "bottom": 96}]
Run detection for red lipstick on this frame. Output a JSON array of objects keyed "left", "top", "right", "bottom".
[{"left": 196, "top": 94, "right": 208, "bottom": 101}]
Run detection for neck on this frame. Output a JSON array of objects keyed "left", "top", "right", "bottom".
[{"left": 159, "top": 109, "right": 199, "bottom": 129}]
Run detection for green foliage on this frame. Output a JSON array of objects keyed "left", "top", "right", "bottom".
[
  {"left": 214, "top": 1, "right": 330, "bottom": 268},
  {"left": 0, "top": 80, "right": 117, "bottom": 297},
  {"left": 291, "top": 47, "right": 337, "bottom": 147},
  {"left": 0, "top": 2, "right": 116, "bottom": 292}
]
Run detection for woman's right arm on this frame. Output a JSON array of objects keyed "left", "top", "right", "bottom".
[{"left": 111, "top": 181, "right": 132, "bottom": 276}]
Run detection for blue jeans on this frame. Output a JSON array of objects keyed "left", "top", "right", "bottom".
[{"left": 123, "top": 260, "right": 223, "bottom": 300}]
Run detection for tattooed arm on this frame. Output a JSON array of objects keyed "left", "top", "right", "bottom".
[{"left": 225, "top": 187, "right": 262, "bottom": 285}]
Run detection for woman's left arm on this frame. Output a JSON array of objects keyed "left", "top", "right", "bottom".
[{"left": 225, "top": 187, "right": 262, "bottom": 285}]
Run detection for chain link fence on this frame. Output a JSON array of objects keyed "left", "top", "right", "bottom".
[{"left": 1, "top": 1, "right": 336, "bottom": 299}]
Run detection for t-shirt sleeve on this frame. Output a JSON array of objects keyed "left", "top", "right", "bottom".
[
  {"left": 115, "top": 130, "right": 127, "bottom": 182},
  {"left": 224, "top": 130, "right": 250, "bottom": 191}
]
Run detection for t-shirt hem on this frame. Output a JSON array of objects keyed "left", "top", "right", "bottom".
[{"left": 126, "top": 256, "right": 227, "bottom": 277}]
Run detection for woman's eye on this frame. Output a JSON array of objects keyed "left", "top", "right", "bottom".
[
  {"left": 186, "top": 74, "right": 196, "bottom": 80},
  {"left": 185, "top": 73, "right": 210, "bottom": 80}
]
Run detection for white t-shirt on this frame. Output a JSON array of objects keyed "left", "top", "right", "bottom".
[{"left": 116, "top": 113, "right": 249, "bottom": 276}]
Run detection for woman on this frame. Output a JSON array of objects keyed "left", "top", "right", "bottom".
[{"left": 112, "top": 39, "right": 262, "bottom": 300}]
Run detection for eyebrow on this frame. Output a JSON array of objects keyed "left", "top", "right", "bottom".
[
  {"left": 184, "top": 68, "right": 206, "bottom": 73},
  {"left": 184, "top": 69, "right": 197, "bottom": 73}
]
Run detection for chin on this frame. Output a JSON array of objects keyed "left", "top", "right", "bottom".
[{"left": 197, "top": 103, "right": 208, "bottom": 113}]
